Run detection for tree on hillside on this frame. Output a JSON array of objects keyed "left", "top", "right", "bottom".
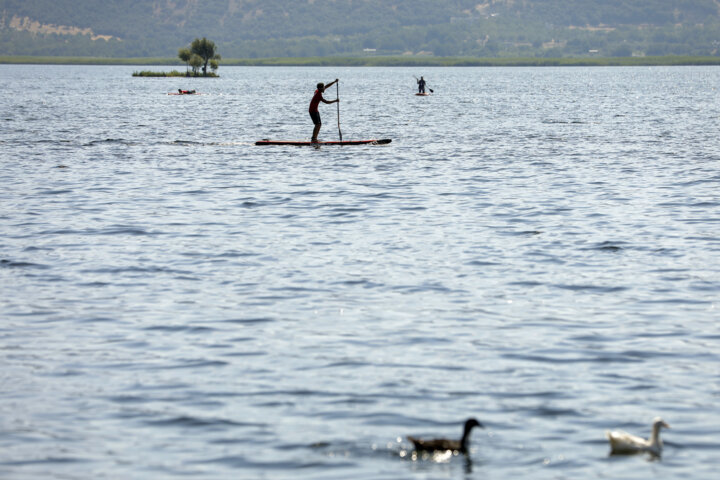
[{"left": 190, "top": 37, "right": 221, "bottom": 76}]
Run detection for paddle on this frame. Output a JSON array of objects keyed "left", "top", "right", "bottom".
[{"left": 336, "top": 81, "right": 342, "bottom": 141}]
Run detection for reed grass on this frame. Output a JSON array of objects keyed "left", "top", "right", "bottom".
[{"left": 131, "top": 70, "right": 218, "bottom": 77}]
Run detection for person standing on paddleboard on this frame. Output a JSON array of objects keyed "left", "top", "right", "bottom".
[
  {"left": 309, "top": 79, "right": 339, "bottom": 142},
  {"left": 417, "top": 76, "right": 427, "bottom": 94}
]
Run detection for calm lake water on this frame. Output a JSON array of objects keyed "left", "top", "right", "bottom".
[{"left": 1, "top": 64, "right": 719, "bottom": 479}]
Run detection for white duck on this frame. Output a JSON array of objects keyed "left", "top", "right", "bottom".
[{"left": 606, "top": 417, "right": 670, "bottom": 456}]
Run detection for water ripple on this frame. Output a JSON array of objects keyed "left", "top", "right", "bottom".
[{"left": 2, "top": 64, "right": 719, "bottom": 480}]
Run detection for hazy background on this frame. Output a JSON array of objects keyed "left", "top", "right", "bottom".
[{"left": 2, "top": 0, "right": 720, "bottom": 58}]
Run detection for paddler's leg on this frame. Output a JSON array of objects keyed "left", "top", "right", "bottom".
[
  {"left": 312, "top": 124, "right": 321, "bottom": 142},
  {"left": 310, "top": 111, "right": 321, "bottom": 142}
]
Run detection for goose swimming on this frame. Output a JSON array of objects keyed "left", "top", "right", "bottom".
[
  {"left": 606, "top": 417, "right": 670, "bottom": 456},
  {"left": 407, "top": 418, "right": 484, "bottom": 454}
]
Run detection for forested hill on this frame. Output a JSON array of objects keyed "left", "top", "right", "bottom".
[{"left": 2, "top": 0, "right": 719, "bottom": 58}]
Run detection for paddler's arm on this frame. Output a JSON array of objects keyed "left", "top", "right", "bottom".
[{"left": 321, "top": 79, "right": 340, "bottom": 104}]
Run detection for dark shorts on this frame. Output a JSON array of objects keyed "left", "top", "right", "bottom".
[{"left": 309, "top": 111, "right": 321, "bottom": 125}]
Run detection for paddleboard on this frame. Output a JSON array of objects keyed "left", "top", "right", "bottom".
[
  {"left": 255, "top": 139, "right": 391, "bottom": 146},
  {"left": 168, "top": 92, "right": 202, "bottom": 95},
  {"left": 415, "top": 93, "right": 430, "bottom": 96}
]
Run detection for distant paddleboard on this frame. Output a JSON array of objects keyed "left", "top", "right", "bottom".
[
  {"left": 255, "top": 139, "right": 391, "bottom": 146},
  {"left": 415, "top": 93, "right": 430, "bottom": 96}
]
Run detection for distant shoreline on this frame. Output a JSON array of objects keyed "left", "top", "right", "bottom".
[{"left": 2, "top": 55, "right": 719, "bottom": 67}]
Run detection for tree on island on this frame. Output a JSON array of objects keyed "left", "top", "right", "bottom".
[
  {"left": 177, "top": 38, "right": 221, "bottom": 76},
  {"left": 178, "top": 47, "right": 192, "bottom": 75},
  {"left": 189, "top": 54, "right": 203, "bottom": 76},
  {"left": 191, "top": 37, "right": 221, "bottom": 76}
]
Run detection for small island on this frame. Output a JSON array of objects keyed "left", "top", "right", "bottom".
[{"left": 132, "top": 37, "right": 221, "bottom": 77}]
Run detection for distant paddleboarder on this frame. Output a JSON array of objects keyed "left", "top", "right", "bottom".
[
  {"left": 417, "top": 76, "right": 427, "bottom": 94},
  {"left": 309, "top": 79, "right": 339, "bottom": 143}
]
